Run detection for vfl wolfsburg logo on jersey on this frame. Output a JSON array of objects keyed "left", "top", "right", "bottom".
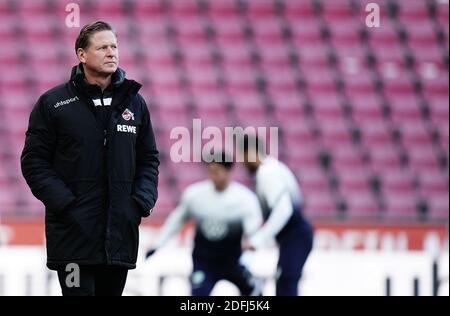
[
  {"left": 200, "top": 219, "right": 229, "bottom": 241},
  {"left": 122, "top": 108, "right": 134, "bottom": 121}
]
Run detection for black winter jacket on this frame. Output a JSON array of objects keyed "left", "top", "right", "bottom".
[{"left": 21, "top": 65, "right": 159, "bottom": 270}]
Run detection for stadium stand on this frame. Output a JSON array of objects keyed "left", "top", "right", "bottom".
[{"left": 0, "top": 0, "right": 448, "bottom": 222}]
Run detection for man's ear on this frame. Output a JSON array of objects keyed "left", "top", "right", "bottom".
[{"left": 77, "top": 48, "right": 86, "bottom": 63}]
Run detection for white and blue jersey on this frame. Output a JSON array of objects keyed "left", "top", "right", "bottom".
[
  {"left": 249, "top": 156, "right": 313, "bottom": 296},
  {"left": 249, "top": 156, "right": 313, "bottom": 247},
  {"left": 154, "top": 180, "right": 262, "bottom": 263}
]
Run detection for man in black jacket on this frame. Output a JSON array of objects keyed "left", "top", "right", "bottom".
[{"left": 21, "top": 21, "right": 159, "bottom": 296}]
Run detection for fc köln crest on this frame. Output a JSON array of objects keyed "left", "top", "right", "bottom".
[{"left": 122, "top": 108, "right": 134, "bottom": 121}]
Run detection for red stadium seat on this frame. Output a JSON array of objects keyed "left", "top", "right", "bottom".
[
  {"left": 345, "top": 192, "right": 379, "bottom": 217},
  {"left": 304, "top": 191, "right": 336, "bottom": 217},
  {"left": 381, "top": 169, "right": 415, "bottom": 194},
  {"left": 384, "top": 193, "right": 418, "bottom": 218}
]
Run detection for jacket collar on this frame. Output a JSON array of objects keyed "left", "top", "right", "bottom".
[
  {"left": 70, "top": 64, "right": 142, "bottom": 113},
  {"left": 70, "top": 63, "right": 141, "bottom": 98},
  {"left": 70, "top": 63, "right": 138, "bottom": 92}
]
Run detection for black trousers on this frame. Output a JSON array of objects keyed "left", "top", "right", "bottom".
[{"left": 56, "top": 265, "right": 128, "bottom": 296}]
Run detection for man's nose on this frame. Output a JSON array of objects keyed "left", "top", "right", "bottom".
[{"left": 106, "top": 47, "right": 115, "bottom": 57}]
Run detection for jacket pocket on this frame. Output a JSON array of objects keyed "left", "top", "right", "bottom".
[
  {"left": 111, "top": 181, "right": 142, "bottom": 225},
  {"left": 132, "top": 194, "right": 150, "bottom": 217},
  {"left": 128, "top": 195, "right": 142, "bottom": 226},
  {"left": 63, "top": 180, "right": 106, "bottom": 236}
]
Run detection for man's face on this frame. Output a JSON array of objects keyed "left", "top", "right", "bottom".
[
  {"left": 207, "top": 163, "right": 231, "bottom": 192},
  {"left": 243, "top": 149, "right": 259, "bottom": 174},
  {"left": 77, "top": 30, "right": 119, "bottom": 76}
]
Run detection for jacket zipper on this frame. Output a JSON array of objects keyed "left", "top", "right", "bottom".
[
  {"left": 105, "top": 94, "right": 133, "bottom": 265},
  {"left": 101, "top": 92, "right": 112, "bottom": 265},
  {"left": 103, "top": 128, "right": 110, "bottom": 264},
  {"left": 71, "top": 80, "right": 138, "bottom": 265},
  {"left": 71, "top": 82, "right": 113, "bottom": 264}
]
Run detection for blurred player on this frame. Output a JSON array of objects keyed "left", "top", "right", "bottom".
[
  {"left": 146, "top": 152, "right": 263, "bottom": 296},
  {"left": 241, "top": 135, "right": 314, "bottom": 296}
]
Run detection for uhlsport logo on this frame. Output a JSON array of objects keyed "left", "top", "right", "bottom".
[
  {"left": 122, "top": 108, "right": 134, "bottom": 121},
  {"left": 53, "top": 96, "right": 79, "bottom": 109}
]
